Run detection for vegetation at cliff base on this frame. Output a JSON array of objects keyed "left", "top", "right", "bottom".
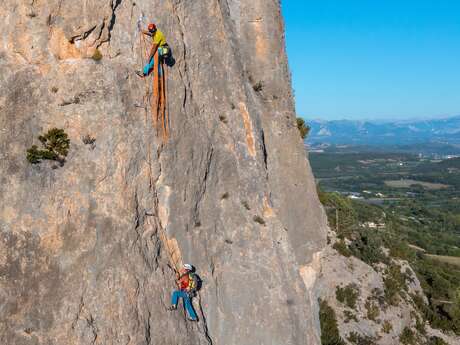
[
  {"left": 319, "top": 299, "right": 346, "bottom": 345},
  {"left": 383, "top": 263, "right": 411, "bottom": 305},
  {"left": 399, "top": 327, "right": 416, "bottom": 345},
  {"left": 27, "top": 128, "right": 70, "bottom": 165},
  {"left": 317, "top": 186, "right": 460, "bottom": 335}
]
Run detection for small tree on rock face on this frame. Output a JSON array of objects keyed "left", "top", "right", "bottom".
[
  {"left": 27, "top": 128, "right": 70, "bottom": 165},
  {"left": 296, "top": 117, "right": 310, "bottom": 140}
]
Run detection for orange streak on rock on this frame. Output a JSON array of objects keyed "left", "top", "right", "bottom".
[
  {"left": 253, "top": 22, "right": 268, "bottom": 62},
  {"left": 239, "top": 102, "right": 256, "bottom": 157},
  {"left": 49, "top": 28, "right": 82, "bottom": 60},
  {"left": 263, "top": 197, "right": 275, "bottom": 218}
]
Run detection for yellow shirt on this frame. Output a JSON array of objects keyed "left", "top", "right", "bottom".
[{"left": 152, "top": 29, "right": 167, "bottom": 47}]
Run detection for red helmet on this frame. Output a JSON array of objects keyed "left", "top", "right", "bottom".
[{"left": 148, "top": 23, "right": 157, "bottom": 32}]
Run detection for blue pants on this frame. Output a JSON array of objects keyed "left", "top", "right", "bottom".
[
  {"left": 143, "top": 56, "right": 159, "bottom": 76},
  {"left": 171, "top": 290, "right": 197, "bottom": 320},
  {"left": 143, "top": 47, "right": 167, "bottom": 76}
]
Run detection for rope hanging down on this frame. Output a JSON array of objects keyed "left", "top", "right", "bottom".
[
  {"left": 137, "top": 16, "right": 170, "bottom": 142},
  {"left": 151, "top": 50, "right": 169, "bottom": 142}
]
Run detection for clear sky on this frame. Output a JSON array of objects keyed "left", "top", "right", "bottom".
[{"left": 281, "top": 0, "right": 460, "bottom": 121}]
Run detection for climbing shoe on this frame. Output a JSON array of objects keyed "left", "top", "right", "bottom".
[
  {"left": 188, "top": 317, "right": 198, "bottom": 322},
  {"left": 168, "top": 305, "right": 177, "bottom": 311},
  {"left": 135, "top": 70, "right": 145, "bottom": 78}
]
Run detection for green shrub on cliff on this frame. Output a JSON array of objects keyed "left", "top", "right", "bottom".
[
  {"left": 92, "top": 48, "right": 103, "bottom": 61},
  {"left": 399, "top": 327, "right": 416, "bottom": 345},
  {"left": 296, "top": 117, "right": 310, "bottom": 140},
  {"left": 26, "top": 128, "right": 70, "bottom": 165},
  {"left": 336, "top": 283, "right": 360, "bottom": 309},
  {"left": 347, "top": 331, "right": 376, "bottom": 345},
  {"left": 319, "top": 299, "right": 346, "bottom": 345},
  {"left": 365, "top": 299, "right": 380, "bottom": 321},
  {"left": 426, "top": 336, "right": 448, "bottom": 345},
  {"left": 333, "top": 240, "right": 352, "bottom": 257},
  {"left": 383, "top": 263, "right": 410, "bottom": 305}
]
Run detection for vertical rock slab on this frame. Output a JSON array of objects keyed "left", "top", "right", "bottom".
[{"left": 0, "top": 1, "right": 327, "bottom": 344}]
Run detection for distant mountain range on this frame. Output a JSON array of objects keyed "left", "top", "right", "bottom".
[{"left": 306, "top": 116, "right": 460, "bottom": 148}]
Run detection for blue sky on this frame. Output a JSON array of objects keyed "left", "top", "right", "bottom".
[{"left": 282, "top": 0, "right": 460, "bottom": 121}]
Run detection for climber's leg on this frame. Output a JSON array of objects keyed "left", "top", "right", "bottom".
[
  {"left": 170, "top": 290, "right": 180, "bottom": 308},
  {"left": 182, "top": 293, "right": 198, "bottom": 321},
  {"left": 157, "top": 49, "right": 163, "bottom": 77},
  {"left": 143, "top": 56, "right": 155, "bottom": 76}
]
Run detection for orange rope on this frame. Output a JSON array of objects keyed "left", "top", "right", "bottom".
[
  {"left": 160, "top": 62, "right": 166, "bottom": 141},
  {"left": 152, "top": 50, "right": 160, "bottom": 131},
  {"left": 164, "top": 64, "right": 169, "bottom": 139},
  {"left": 138, "top": 31, "right": 170, "bottom": 142}
]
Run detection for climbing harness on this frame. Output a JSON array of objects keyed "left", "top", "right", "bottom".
[{"left": 137, "top": 17, "right": 170, "bottom": 142}]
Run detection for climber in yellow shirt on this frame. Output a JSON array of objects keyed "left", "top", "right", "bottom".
[{"left": 137, "top": 23, "right": 170, "bottom": 77}]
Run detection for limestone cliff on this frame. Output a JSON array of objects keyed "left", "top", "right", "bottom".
[{"left": 0, "top": 1, "right": 327, "bottom": 344}]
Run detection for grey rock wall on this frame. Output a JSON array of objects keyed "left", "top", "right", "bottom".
[{"left": 0, "top": 1, "right": 327, "bottom": 344}]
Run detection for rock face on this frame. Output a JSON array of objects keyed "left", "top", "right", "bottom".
[{"left": 0, "top": 1, "right": 327, "bottom": 344}]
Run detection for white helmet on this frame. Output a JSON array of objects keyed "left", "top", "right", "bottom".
[{"left": 183, "top": 264, "right": 193, "bottom": 271}]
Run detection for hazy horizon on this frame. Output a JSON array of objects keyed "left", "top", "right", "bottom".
[{"left": 302, "top": 113, "right": 460, "bottom": 123}]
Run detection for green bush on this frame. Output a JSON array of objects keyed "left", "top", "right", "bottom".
[
  {"left": 296, "top": 117, "right": 310, "bottom": 140},
  {"left": 412, "top": 259, "right": 460, "bottom": 334},
  {"left": 365, "top": 299, "right": 380, "bottom": 321},
  {"left": 399, "top": 327, "right": 416, "bottom": 345},
  {"left": 425, "top": 336, "right": 448, "bottom": 345},
  {"left": 383, "top": 263, "right": 409, "bottom": 305},
  {"left": 333, "top": 240, "right": 352, "bottom": 257},
  {"left": 347, "top": 331, "right": 376, "bottom": 345},
  {"left": 318, "top": 190, "right": 357, "bottom": 238},
  {"left": 336, "top": 284, "right": 359, "bottom": 310},
  {"left": 26, "top": 128, "right": 70, "bottom": 165},
  {"left": 412, "top": 311, "right": 426, "bottom": 335},
  {"left": 252, "top": 81, "right": 263, "bottom": 92},
  {"left": 388, "top": 239, "right": 415, "bottom": 260},
  {"left": 319, "top": 299, "right": 346, "bottom": 345},
  {"left": 92, "top": 48, "right": 103, "bottom": 61},
  {"left": 382, "top": 320, "right": 393, "bottom": 333},
  {"left": 348, "top": 229, "right": 388, "bottom": 266}
]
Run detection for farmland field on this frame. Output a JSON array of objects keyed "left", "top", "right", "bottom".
[
  {"left": 425, "top": 254, "right": 460, "bottom": 267},
  {"left": 384, "top": 179, "right": 450, "bottom": 190}
]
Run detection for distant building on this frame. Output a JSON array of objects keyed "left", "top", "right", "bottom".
[{"left": 361, "top": 221, "right": 386, "bottom": 229}]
